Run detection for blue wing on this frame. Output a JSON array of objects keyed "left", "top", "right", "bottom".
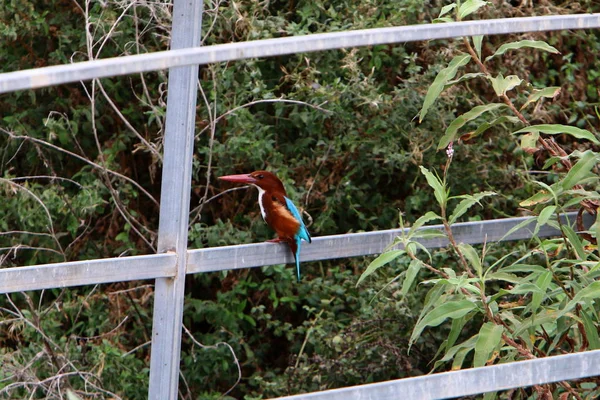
[
  {"left": 284, "top": 196, "right": 311, "bottom": 282},
  {"left": 284, "top": 196, "right": 311, "bottom": 243}
]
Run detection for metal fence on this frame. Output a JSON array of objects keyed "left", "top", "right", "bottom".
[{"left": 1, "top": 3, "right": 600, "bottom": 399}]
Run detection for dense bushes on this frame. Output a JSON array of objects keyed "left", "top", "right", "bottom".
[{"left": 1, "top": 0, "right": 600, "bottom": 398}]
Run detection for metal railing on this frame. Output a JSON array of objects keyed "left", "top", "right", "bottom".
[{"left": 1, "top": 4, "right": 600, "bottom": 399}]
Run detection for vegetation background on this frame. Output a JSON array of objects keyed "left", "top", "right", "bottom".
[{"left": 1, "top": 0, "right": 600, "bottom": 399}]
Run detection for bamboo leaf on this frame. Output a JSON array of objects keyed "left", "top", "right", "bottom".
[
  {"left": 446, "top": 72, "right": 486, "bottom": 87},
  {"left": 519, "top": 190, "right": 553, "bottom": 207},
  {"left": 449, "top": 191, "right": 496, "bottom": 224},
  {"left": 419, "top": 54, "right": 471, "bottom": 122},
  {"left": 521, "top": 86, "right": 561, "bottom": 110},
  {"left": 438, "top": 104, "right": 505, "bottom": 149},
  {"left": 473, "top": 322, "right": 503, "bottom": 367},
  {"left": 458, "top": 0, "right": 489, "bottom": 20},
  {"left": 534, "top": 205, "right": 556, "bottom": 236},
  {"left": 489, "top": 74, "right": 523, "bottom": 96},
  {"left": 486, "top": 40, "right": 560, "bottom": 62},
  {"left": 410, "top": 300, "right": 477, "bottom": 346},
  {"left": 513, "top": 124, "right": 599, "bottom": 144},
  {"left": 357, "top": 250, "right": 405, "bottom": 286}
]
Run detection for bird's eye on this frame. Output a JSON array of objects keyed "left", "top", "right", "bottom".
[{"left": 257, "top": 174, "right": 264, "bottom": 179}]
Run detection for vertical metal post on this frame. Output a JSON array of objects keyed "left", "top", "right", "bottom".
[{"left": 148, "top": 0, "right": 202, "bottom": 399}]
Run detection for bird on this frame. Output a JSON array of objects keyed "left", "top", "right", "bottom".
[{"left": 218, "top": 170, "right": 312, "bottom": 281}]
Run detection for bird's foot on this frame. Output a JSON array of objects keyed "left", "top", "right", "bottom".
[{"left": 266, "top": 238, "right": 285, "bottom": 243}]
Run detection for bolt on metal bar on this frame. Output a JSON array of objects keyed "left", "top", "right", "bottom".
[
  {"left": 273, "top": 350, "right": 600, "bottom": 400},
  {"left": 187, "top": 212, "right": 589, "bottom": 274},
  {"left": 1, "top": 14, "right": 599, "bottom": 93},
  {"left": 0, "top": 253, "right": 176, "bottom": 294},
  {"left": 147, "top": 1, "right": 203, "bottom": 399}
]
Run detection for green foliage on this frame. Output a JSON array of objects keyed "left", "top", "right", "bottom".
[{"left": 2, "top": 0, "right": 600, "bottom": 398}]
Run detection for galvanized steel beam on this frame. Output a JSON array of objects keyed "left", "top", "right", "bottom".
[
  {"left": 148, "top": 1, "right": 203, "bottom": 399},
  {"left": 0, "top": 253, "right": 176, "bottom": 294},
  {"left": 1, "top": 14, "right": 599, "bottom": 93},
  {"left": 187, "top": 212, "right": 588, "bottom": 274},
  {"left": 274, "top": 350, "right": 600, "bottom": 400}
]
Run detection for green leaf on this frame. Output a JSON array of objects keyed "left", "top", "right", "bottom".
[
  {"left": 460, "top": 115, "right": 521, "bottom": 142},
  {"left": 446, "top": 72, "right": 486, "bottom": 87},
  {"left": 357, "top": 249, "right": 405, "bottom": 286},
  {"left": 534, "top": 205, "right": 556, "bottom": 236},
  {"left": 519, "top": 190, "right": 553, "bottom": 207},
  {"left": 513, "top": 124, "right": 599, "bottom": 144},
  {"left": 439, "top": 3, "right": 457, "bottom": 18},
  {"left": 486, "top": 40, "right": 560, "bottom": 62},
  {"left": 581, "top": 308, "right": 600, "bottom": 349},
  {"left": 458, "top": 0, "right": 489, "bottom": 20},
  {"left": 438, "top": 104, "right": 505, "bottom": 149},
  {"left": 520, "top": 132, "right": 539, "bottom": 154},
  {"left": 419, "top": 54, "right": 471, "bottom": 122},
  {"left": 459, "top": 243, "right": 482, "bottom": 277},
  {"left": 531, "top": 271, "right": 552, "bottom": 314},
  {"left": 473, "top": 35, "right": 483, "bottom": 60},
  {"left": 561, "top": 150, "right": 599, "bottom": 191},
  {"left": 402, "top": 258, "right": 423, "bottom": 296},
  {"left": 488, "top": 74, "right": 523, "bottom": 96},
  {"left": 409, "top": 211, "right": 442, "bottom": 236},
  {"left": 449, "top": 191, "right": 496, "bottom": 224},
  {"left": 499, "top": 218, "right": 535, "bottom": 241},
  {"left": 473, "top": 322, "right": 503, "bottom": 367},
  {"left": 410, "top": 300, "right": 477, "bottom": 346},
  {"left": 521, "top": 86, "right": 561, "bottom": 110},
  {"left": 558, "top": 282, "right": 600, "bottom": 319},
  {"left": 420, "top": 166, "right": 447, "bottom": 207},
  {"left": 562, "top": 225, "right": 586, "bottom": 260}
]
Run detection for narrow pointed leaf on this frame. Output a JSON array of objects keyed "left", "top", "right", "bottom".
[
  {"left": 439, "top": 3, "right": 457, "bottom": 18},
  {"left": 581, "top": 309, "right": 600, "bottom": 349},
  {"left": 521, "top": 86, "right": 561, "bottom": 110},
  {"left": 459, "top": 243, "right": 482, "bottom": 277},
  {"left": 513, "top": 124, "right": 599, "bottom": 144},
  {"left": 410, "top": 300, "right": 477, "bottom": 346},
  {"left": 531, "top": 271, "right": 552, "bottom": 314},
  {"left": 402, "top": 258, "right": 423, "bottom": 296},
  {"left": 461, "top": 116, "right": 520, "bottom": 141},
  {"left": 446, "top": 72, "right": 486, "bottom": 87},
  {"left": 420, "top": 166, "right": 447, "bottom": 207},
  {"left": 449, "top": 191, "right": 496, "bottom": 224},
  {"left": 473, "top": 322, "right": 503, "bottom": 367},
  {"left": 357, "top": 250, "right": 405, "bottom": 286},
  {"left": 420, "top": 54, "right": 471, "bottom": 122},
  {"left": 562, "top": 225, "right": 586, "bottom": 260},
  {"left": 458, "top": 0, "right": 489, "bottom": 19},
  {"left": 438, "top": 104, "right": 505, "bottom": 149},
  {"left": 561, "top": 150, "right": 599, "bottom": 191},
  {"left": 519, "top": 190, "right": 553, "bottom": 207},
  {"left": 473, "top": 35, "right": 483, "bottom": 60},
  {"left": 486, "top": 40, "right": 560, "bottom": 62},
  {"left": 409, "top": 211, "right": 442, "bottom": 236}
]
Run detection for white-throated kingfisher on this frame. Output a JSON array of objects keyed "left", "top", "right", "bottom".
[{"left": 218, "top": 170, "right": 312, "bottom": 281}]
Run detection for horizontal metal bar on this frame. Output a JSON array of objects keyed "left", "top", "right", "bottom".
[
  {"left": 0, "top": 253, "right": 177, "bottom": 294},
  {"left": 187, "top": 212, "right": 588, "bottom": 274},
  {"left": 1, "top": 14, "right": 599, "bottom": 93},
  {"left": 273, "top": 350, "right": 600, "bottom": 400}
]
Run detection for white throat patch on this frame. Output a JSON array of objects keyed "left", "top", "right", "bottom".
[{"left": 256, "top": 186, "right": 267, "bottom": 220}]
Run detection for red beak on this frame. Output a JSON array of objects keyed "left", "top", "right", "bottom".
[{"left": 218, "top": 174, "right": 257, "bottom": 184}]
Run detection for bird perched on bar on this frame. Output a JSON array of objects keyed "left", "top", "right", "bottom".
[{"left": 218, "top": 170, "right": 311, "bottom": 281}]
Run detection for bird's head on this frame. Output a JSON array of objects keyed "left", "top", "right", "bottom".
[{"left": 218, "top": 170, "right": 286, "bottom": 194}]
